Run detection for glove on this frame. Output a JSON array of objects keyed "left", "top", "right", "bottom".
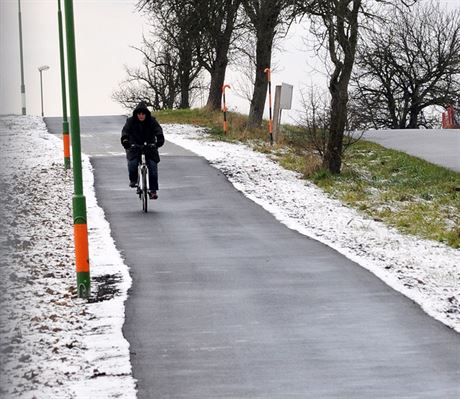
[{"left": 122, "top": 139, "right": 130, "bottom": 149}]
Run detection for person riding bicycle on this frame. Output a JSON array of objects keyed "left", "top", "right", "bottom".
[{"left": 121, "top": 101, "right": 164, "bottom": 199}]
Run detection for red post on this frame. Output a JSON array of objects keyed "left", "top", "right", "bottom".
[
  {"left": 447, "top": 105, "right": 454, "bottom": 128},
  {"left": 222, "top": 84, "right": 231, "bottom": 134},
  {"left": 264, "top": 68, "right": 273, "bottom": 145}
]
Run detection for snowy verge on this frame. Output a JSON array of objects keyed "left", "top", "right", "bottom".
[
  {"left": 164, "top": 124, "right": 460, "bottom": 333},
  {"left": 0, "top": 116, "right": 136, "bottom": 398},
  {"left": 72, "top": 148, "right": 136, "bottom": 397}
]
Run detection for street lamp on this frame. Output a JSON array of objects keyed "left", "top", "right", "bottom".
[
  {"left": 38, "top": 65, "right": 50, "bottom": 117},
  {"left": 18, "top": 0, "right": 27, "bottom": 115}
]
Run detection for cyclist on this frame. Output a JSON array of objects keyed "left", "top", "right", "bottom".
[{"left": 121, "top": 101, "right": 164, "bottom": 199}]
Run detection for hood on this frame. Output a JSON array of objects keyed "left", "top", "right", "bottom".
[{"left": 132, "top": 101, "right": 152, "bottom": 118}]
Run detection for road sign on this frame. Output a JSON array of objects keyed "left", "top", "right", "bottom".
[{"left": 279, "top": 83, "right": 293, "bottom": 110}]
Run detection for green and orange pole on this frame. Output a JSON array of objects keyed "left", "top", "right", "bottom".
[
  {"left": 222, "top": 84, "right": 230, "bottom": 134},
  {"left": 64, "top": 0, "right": 90, "bottom": 298},
  {"left": 264, "top": 67, "right": 273, "bottom": 145},
  {"left": 58, "top": 0, "right": 70, "bottom": 169}
]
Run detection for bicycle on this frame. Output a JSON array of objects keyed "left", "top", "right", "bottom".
[{"left": 131, "top": 143, "right": 155, "bottom": 213}]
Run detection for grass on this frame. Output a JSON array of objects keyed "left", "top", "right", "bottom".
[
  {"left": 311, "top": 142, "right": 460, "bottom": 248},
  {"left": 155, "top": 108, "right": 460, "bottom": 249},
  {"left": 155, "top": 108, "right": 268, "bottom": 142}
]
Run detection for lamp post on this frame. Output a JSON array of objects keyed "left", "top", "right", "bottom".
[
  {"left": 38, "top": 65, "right": 50, "bottom": 117},
  {"left": 18, "top": 0, "right": 26, "bottom": 115}
]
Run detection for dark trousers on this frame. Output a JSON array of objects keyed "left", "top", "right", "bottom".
[{"left": 127, "top": 158, "right": 159, "bottom": 191}]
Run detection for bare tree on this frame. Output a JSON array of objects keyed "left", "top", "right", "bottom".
[
  {"left": 295, "top": 1, "right": 362, "bottom": 173},
  {"left": 297, "top": 86, "right": 330, "bottom": 156},
  {"left": 351, "top": 1, "right": 460, "bottom": 129},
  {"left": 112, "top": 39, "right": 181, "bottom": 111},
  {"left": 138, "top": 0, "right": 244, "bottom": 111},
  {"left": 295, "top": 85, "right": 362, "bottom": 160},
  {"left": 196, "top": 0, "right": 244, "bottom": 110},
  {"left": 137, "top": 0, "right": 203, "bottom": 108},
  {"left": 232, "top": 28, "right": 283, "bottom": 110},
  {"left": 294, "top": 1, "right": 419, "bottom": 173},
  {"left": 241, "top": 0, "right": 296, "bottom": 128},
  {"left": 232, "top": 31, "right": 258, "bottom": 104}
]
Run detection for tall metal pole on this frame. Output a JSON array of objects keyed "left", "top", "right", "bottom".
[
  {"left": 64, "top": 0, "right": 90, "bottom": 298},
  {"left": 58, "top": 0, "right": 71, "bottom": 169},
  {"left": 39, "top": 69, "right": 44, "bottom": 116},
  {"left": 18, "top": 0, "right": 26, "bottom": 115},
  {"left": 38, "top": 65, "right": 49, "bottom": 116}
]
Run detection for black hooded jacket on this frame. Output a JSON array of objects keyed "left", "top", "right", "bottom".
[{"left": 121, "top": 102, "right": 165, "bottom": 161}]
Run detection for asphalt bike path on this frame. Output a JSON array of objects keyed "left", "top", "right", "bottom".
[
  {"left": 45, "top": 117, "right": 460, "bottom": 398},
  {"left": 362, "top": 128, "right": 460, "bottom": 172}
]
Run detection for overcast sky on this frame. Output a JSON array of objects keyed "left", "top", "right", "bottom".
[
  {"left": 1, "top": 0, "right": 458, "bottom": 120},
  {"left": 1, "top": 0, "right": 145, "bottom": 117}
]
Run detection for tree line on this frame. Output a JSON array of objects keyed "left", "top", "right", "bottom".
[{"left": 113, "top": 0, "right": 460, "bottom": 173}]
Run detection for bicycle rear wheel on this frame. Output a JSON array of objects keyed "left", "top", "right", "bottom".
[{"left": 141, "top": 166, "right": 148, "bottom": 213}]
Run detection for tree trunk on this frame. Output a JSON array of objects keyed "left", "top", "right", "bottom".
[
  {"left": 320, "top": 0, "right": 360, "bottom": 174},
  {"left": 407, "top": 108, "right": 419, "bottom": 128},
  {"left": 206, "top": 47, "right": 230, "bottom": 110},
  {"left": 247, "top": 31, "right": 273, "bottom": 128},
  {"left": 179, "top": 49, "right": 192, "bottom": 109},
  {"left": 324, "top": 81, "right": 348, "bottom": 173},
  {"left": 204, "top": 1, "right": 238, "bottom": 111},
  {"left": 387, "top": 94, "right": 399, "bottom": 129},
  {"left": 179, "top": 73, "right": 190, "bottom": 109}
]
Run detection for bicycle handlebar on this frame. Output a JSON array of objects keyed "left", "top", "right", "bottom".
[{"left": 130, "top": 143, "right": 157, "bottom": 149}]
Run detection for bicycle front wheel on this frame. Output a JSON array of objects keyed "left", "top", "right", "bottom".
[{"left": 141, "top": 166, "right": 148, "bottom": 213}]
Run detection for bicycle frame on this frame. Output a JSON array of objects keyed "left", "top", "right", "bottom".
[
  {"left": 133, "top": 144, "right": 150, "bottom": 213},
  {"left": 137, "top": 153, "right": 149, "bottom": 190}
]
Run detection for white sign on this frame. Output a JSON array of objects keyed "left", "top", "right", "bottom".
[{"left": 280, "top": 83, "right": 293, "bottom": 110}]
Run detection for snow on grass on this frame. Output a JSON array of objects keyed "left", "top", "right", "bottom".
[
  {"left": 0, "top": 116, "right": 136, "bottom": 398},
  {"left": 165, "top": 124, "right": 460, "bottom": 333}
]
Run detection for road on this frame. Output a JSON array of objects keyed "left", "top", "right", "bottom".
[
  {"left": 362, "top": 128, "right": 460, "bottom": 172},
  {"left": 45, "top": 117, "right": 460, "bottom": 398}
]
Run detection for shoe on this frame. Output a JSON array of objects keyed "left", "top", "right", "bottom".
[
  {"left": 149, "top": 191, "right": 158, "bottom": 200},
  {"left": 129, "top": 181, "right": 137, "bottom": 188}
]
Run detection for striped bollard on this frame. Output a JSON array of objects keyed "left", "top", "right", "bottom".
[
  {"left": 222, "top": 84, "right": 231, "bottom": 134},
  {"left": 63, "top": 121, "right": 71, "bottom": 169}
]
